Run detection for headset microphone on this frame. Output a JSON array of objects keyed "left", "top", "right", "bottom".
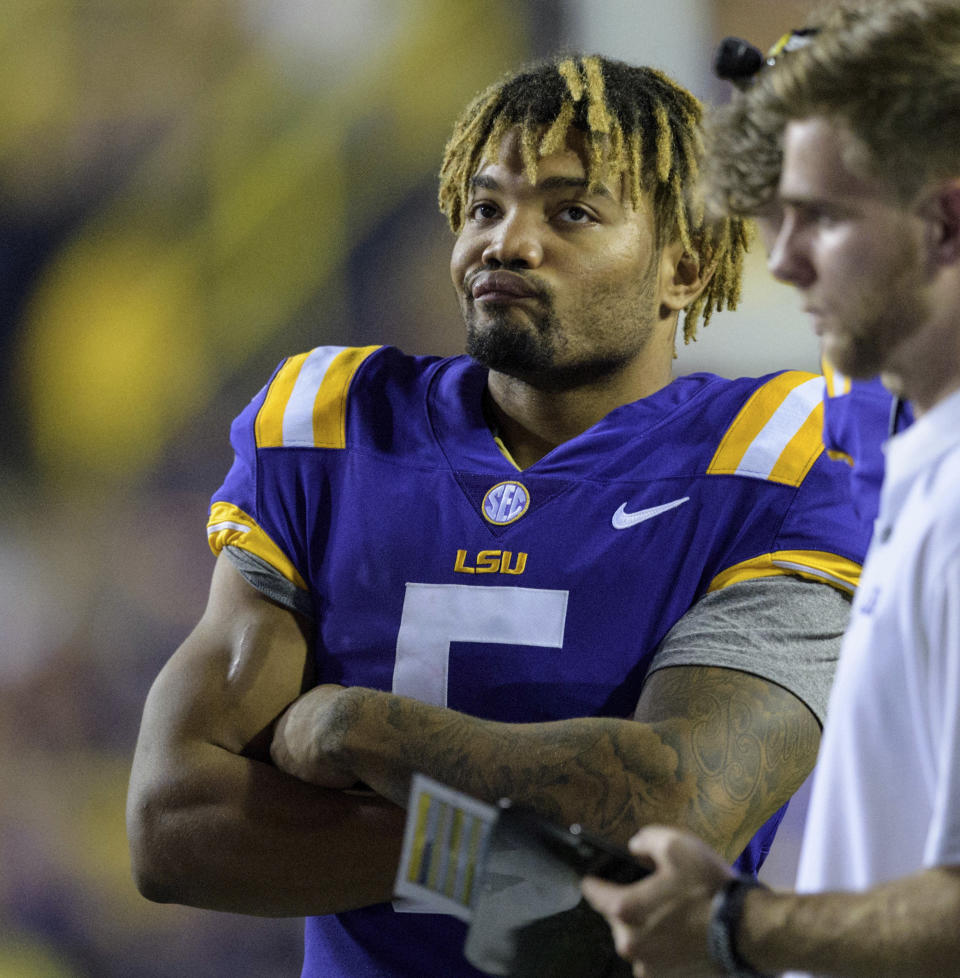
[
  {"left": 712, "top": 36, "right": 764, "bottom": 88},
  {"left": 712, "top": 29, "right": 820, "bottom": 88}
]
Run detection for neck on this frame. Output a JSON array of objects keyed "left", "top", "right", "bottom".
[
  {"left": 880, "top": 301, "right": 960, "bottom": 418},
  {"left": 485, "top": 357, "right": 673, "bottom": 469}
]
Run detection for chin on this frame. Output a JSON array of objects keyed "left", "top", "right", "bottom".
[
  {"left": 824, "top": 342, "right": 887, "bottom": 381},
  {"left": 467, "top": 314, "right": 551, "bottom": 363}
]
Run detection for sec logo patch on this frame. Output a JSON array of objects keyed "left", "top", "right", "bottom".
[{"left": 482, "top": 481, "right": 530, "bottom": 525}]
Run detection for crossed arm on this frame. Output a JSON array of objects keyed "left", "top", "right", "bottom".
[
  {"left": 127, "top": 555, "right": 823, "bottom": 916},
  {"left": 126, "top": 555, "right": 406, "bottom": 916},
  {"left": 270, "top": 663, "right": 819, "bottom": 860}
]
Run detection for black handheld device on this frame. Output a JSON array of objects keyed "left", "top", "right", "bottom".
[{"left": 496, "top": 799, "right": 651, "bottom": 885}]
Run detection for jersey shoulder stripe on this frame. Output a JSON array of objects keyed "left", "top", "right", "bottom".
[
  {"left": 255, "top": 345, "right": 381, "bottom": 449},
  {"left": 207, "top": 500, "right": 307, "bottom": 589},
  {"left": 707, "top": 371, "right": 825, "bottom": 486},
  {"left": 708, "top": 549, "right": 860, "bottom": 595},
  {"left": 821, "top": 358, "right": 852, "bottom": 398}
]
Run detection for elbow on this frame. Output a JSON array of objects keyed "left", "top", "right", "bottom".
[
  {"left": 129, "top": 850, "right": 176, "bottom": 905},
  {"left": 126, "top": 788, "right": 188, "bottom": 905},
  {"left": 130, "top": 863, "right": 176, "bottom": 905}
]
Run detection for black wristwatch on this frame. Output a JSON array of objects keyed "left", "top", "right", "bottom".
[{"left": 707, "top": 876, "right": 773, "bottom": 978}]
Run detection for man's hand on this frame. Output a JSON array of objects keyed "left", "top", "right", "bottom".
[
  {"left": 270, "top": 684, "right": 359, "bottom": 789},
  {"left": 581, "top": 825, "right": 734, "bottom": 978}
]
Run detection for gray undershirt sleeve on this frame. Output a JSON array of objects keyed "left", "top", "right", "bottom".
[
  {"left": 646, "top": 576, "right": 851, "bottom": 727},
  {"left": 223, "top": 545, "right": 315, "bottom": 620}
]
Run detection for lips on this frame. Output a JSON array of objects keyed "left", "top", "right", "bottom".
[{"left": 470, "top": 271, "right": 539, "bottom": 302}]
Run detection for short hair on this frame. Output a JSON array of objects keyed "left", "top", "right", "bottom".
[
  {"left": 438, "top": 54, "right": 748, "bottom": 342},
  {"left": 703, "top": 84, "right": 786, "bottom": 219},
  {"left": 708, "top": 0, "right": 960, "bottom": 214}
]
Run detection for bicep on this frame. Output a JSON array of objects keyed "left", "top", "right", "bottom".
[
  {"left": 127, "top": 557, "right": 406, "bottom": 914},
  {"left": 631, "top": 578, "right": 845, "bottom": 860},
  {"left": 633, "top": 664, "right": 821, "bottom": 860},
  {"left": 134, "top": 554, "right": 313, "bottom": 770}
]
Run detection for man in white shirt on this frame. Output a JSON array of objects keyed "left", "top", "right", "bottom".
[{"left": 582, "top": 2, "right": 960, "bottom": 975}]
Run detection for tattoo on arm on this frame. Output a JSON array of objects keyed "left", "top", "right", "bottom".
[
  {"left": 341, "top": 688, "right": 686, "bottom": 843},
  {"left": 633, "top": 665, "right": 822, "bottom": 859},
  {"left": 339, "top": 665, "right": 819, "bottom": 855}
]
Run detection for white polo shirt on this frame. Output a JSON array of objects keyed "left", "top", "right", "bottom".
[{"left": 794, "top": 384, "right": 960, "bottom": 898}]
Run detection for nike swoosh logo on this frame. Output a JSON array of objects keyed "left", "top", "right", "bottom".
[{"left": 612, "top": 496, "right": 690, "bottom": 529}]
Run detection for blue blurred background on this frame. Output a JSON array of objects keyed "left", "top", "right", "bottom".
[{"left": 1, "top": 1, "right": 823, "bottom": 974}]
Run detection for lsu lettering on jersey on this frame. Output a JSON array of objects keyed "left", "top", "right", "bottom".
[{"left": 209, "top": 346, "right": 868, "bottom": 978}]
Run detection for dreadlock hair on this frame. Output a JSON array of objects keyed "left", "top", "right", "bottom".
[{"left": 438, "top": 54, "right": 748, "bottom": 343}]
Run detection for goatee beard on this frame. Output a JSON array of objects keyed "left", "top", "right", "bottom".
[
  {"left": 466, "top": 309, "right": 555, "bottom": 375},
  {"left": 465, "top": 309, "right": 631, "bottom": 393}
]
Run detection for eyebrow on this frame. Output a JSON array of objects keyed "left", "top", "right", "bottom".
[
  {"left": 781, "top": 194, "right": 853, "bottom": 214},
  {"left": 470, "top": 174, "right": 615, "bottom": 200}
]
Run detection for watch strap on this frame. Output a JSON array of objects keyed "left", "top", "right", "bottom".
[{"left": 707, "top": 875, "right": 772, "bottom": 978}]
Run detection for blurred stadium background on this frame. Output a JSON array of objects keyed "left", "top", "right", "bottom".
[{"left": 1, "top": 1, "right": 826, "bottom": 974}]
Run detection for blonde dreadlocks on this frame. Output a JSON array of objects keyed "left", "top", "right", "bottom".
[{"left": 438, "top": 54, "right": 748, "bottom": 342}]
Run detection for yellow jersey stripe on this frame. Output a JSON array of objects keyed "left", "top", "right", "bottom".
[
  {"left": 707, "top": 372, "right": 826, "bottom": 486},
  {"left": 821, "top": 358, "right": 851, "bottom": 398},
  {"left": 827, "top": 448, "right": 854, "bottom": 466},
  {"left": 206, "top": 501, "right": 307, "bottom": 590},
  {"left": 767, "top": 398, "right": 824, "bottom": 485},
  {"left": 255, "top": 351, "right": 312, "bottom": 448},
  {"left": 311, "top": 345, "right": 380, "bottom": 448},
  {"left": 707, "top": 549, "right": 861, "bottom": 595},
  {"left": 255, "top": 345, "right": 380, "bottom": 449},
  {"left": 282, "top": 346, "right": 349, "bottom": 446}
]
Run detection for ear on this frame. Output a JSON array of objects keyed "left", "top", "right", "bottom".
[
  {"left": 923, "top": 178, "right": 960, "bottom": 265},
  {"left": 657, "top": 239, "right": 712, "bottom": 315}
]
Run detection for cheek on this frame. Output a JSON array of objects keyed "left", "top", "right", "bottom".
[
  {"left": 449, "top": 235, "right": 472, "bottom": 289},
  {"left": 575, "top": 238, "right": 650, "bottom": 282},
  {"left": 822, "top": 219, "right": 908, "bottom": 291},
  {"left": 815, "top": 231, "right": 866, "bottom": 291}
]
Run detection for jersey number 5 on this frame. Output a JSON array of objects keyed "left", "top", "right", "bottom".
[{"left": 392, "top": 582, "right": 569, "bottom": 706}]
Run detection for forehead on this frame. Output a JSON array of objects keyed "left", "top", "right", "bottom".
[
  {"left": 780, "top": 116, "right": 886, "bottom": 204},
  {"left": 474, "top": 126, "right": 632, "bottom": 205}
]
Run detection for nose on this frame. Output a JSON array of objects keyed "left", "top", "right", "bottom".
[
  {"left": 766, "top": 211, "right": 815, "bottom": 288},
  {"left": 481, "top": 208, "right": 543, "bottom": 268}
]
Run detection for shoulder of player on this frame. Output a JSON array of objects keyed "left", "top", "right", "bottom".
[
  {"left": 622, "top": 370, "right": 825, "bottom": 487},
  {"left": 246, "top": 344, "right": 450, "bottom": 451},
  {"left": 704, "top": 369, "right": 827, "bottom": 488}
]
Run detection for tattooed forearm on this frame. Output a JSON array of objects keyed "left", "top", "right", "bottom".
[
  {"left": 329, "top": 687, "right": 687, "bottom": 844},
  {"left": 326, "top": 664, "right": 820, "bottom": 854},
  {"left": 634, "top": 665, "right": 821, "bottom": 859},
  {"left": 385, "top": 704, "right": 691, "bottom": 837}
]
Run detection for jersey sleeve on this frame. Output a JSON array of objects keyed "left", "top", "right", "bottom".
[
  {"left": 206, "top": 345, "right": 381, "bottom": 616},
  {"left": 222, "top": 545, "right": 315, "bottom": 619},
  {"left": 646, "top": 576, "right": 850, "bottom": 726},
  {"left": 704, "top": 370, "right": 868, "bottom": 598}
]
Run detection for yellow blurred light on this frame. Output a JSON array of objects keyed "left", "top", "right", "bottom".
[{"left": 22, "top": 232, "right": 206, "bottom": 484}]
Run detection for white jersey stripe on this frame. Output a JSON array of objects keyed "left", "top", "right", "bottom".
[
  {"left": 735, "top": 376, "right": 825, "bottom": 479},
  {"left": 771, "top": 558, "right": 855, "bottom": 592},
  {"left": 206, "top": 520, "right": 251, "bottom": 535},
  {"left": 282, "top": 346, "right": 347, "bottom": 446}
]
